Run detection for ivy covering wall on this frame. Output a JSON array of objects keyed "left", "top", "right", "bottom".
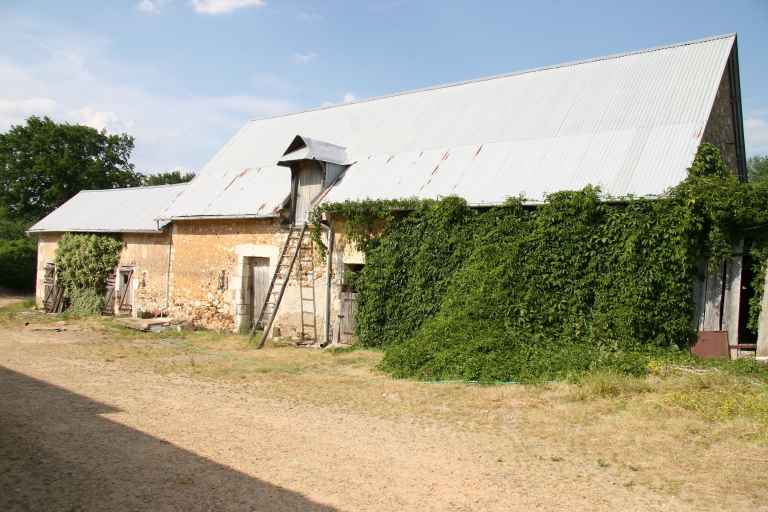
[{"left": 315, "top": 145, "right": 768, "bottom": 382}]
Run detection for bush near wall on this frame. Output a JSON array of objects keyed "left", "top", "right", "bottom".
[
  {"left": 316, "top": 145, "right": 768, "bottom": 382},
  {"left": 54, "top": 233, "right": 123, "bottom": 315}
]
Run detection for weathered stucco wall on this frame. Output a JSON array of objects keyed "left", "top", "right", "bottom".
[
  {"left": 35, "top": 233, "right": 62, "bottom": 307},
  {"left": 168, "top": 218, "right": 331, "bottom": 337},
  {"left": 34, "top": 231, "right": 170, "bottom": 314},
  {"left": 120, "top": 232, "right": 172, "bottom": 316},
  {"left": 702, "top": 60, "right": 740, "bottom": 176}
]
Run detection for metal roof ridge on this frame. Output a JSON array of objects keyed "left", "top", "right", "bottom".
[
  {"left": 77, "top": 182, "right": 191, "bottom": 194},
  {"left": 246, "top": 33, "right": 736, "bottom": 124}
]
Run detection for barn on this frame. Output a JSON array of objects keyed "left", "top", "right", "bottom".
[
  {"left": 29, "top": 184, "right": 187, "bottom": 315},
  {"left": 31, "top": 34, "right": 761, "bottom": 357}
]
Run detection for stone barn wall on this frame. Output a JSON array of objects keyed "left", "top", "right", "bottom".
[
  {"left": 120, "top": 232, "right": 172, "bottom": 316},
  {"left": 702, "top": 60, "right": 741, "bottom": 177},
  {"left": 168, "top": 218, "right": 331, "bottom": 337}
]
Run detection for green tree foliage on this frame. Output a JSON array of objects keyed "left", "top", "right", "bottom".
[
  {"left": 0, "top": 207, "right": 36, "bottom": 290},
  {"left": 0, "top": 238, "right": 36, "bottom": 290},
  {"left": 139, "top": 170, "right": 195, "bottom": 186},
  {"left": 318, "top": 144, "right": 768, "bottom": 382},
  {"left": 0, "top": 116, "right": 140, "bottom": 219},
  {"left": 0, "top": 207, "right": 29, "bottom": 240},
  {"left": 54, "top": 234, "right": 123, "bottom": 314},
  {"left": 0, "top": 116, "right": 144, "bottom": 290},
  {"left": 749, "top": 155, "right": 768, "bottom": 183}
]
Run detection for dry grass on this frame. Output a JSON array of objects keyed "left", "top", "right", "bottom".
[{"left": 2, "top": 302, "right": 767, "bottom": 510}]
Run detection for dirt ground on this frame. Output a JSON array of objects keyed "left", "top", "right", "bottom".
[
  {"left": 0, "top": 288, "right": 30, "bottom": 308},
  {"left": 1, "top": 302, "right": 766, "bottom": 511}
]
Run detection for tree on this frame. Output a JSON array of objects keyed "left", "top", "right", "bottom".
[
  {"left": 139, "top": 170, "right": 195, "bottom": 186},
  {"left": 0, "top": 238, "right": 36, "bottom": 290},
  {"left": 0, "top": 116, "right": 141, "bottom": 220},
  {"left": 748, "top": 155, "right": 768, "bottom": 183}
]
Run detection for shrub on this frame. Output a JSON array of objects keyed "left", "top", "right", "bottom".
[
  {"left": 0, "top": 238, "right": 36, "bottom": 290},
  {"left": 68, "top": 288, "right": 106, "bottom": 316},
  {"left": 54, "top": 233, "right": 122, "bottom": 313}
]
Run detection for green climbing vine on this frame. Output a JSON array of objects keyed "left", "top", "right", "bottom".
[
  {"left": 54, "top": 233, "right": 123, "bottom": 315},
  {"left": 314, "top": 144, "right": 768, "bottom": 382},
  {"left": 309, "top": 198, "right": 422, "bottom": 259}
]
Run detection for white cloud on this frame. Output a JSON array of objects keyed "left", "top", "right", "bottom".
[
  {"left": 292, "top": 52, "right": 317, "bottom": 64},
  {"left": 745, "top": 114, "right": 768, "bottom": 156},
  {"left": 73, "top": 107, "right": 134, "bottom": 133},
  {"left": 0, "top": 97, "right": 57, "bottom": 117},
  {"left": 191, "top": 0, "right": 265, "bottom": 15},
  {"left": 137, "top": 0, "right": 170, "bottom": 14},
  {"left": 0, "top": 20, "right": 298, "bottom": 172}
]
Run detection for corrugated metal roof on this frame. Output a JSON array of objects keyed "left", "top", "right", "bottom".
[
  {"left": 29, "top": 184, "right": 188, "bottom": 233},
  {"left": 164, "top": 34, "right": 735, "bottom": 218},
  {"left": 278, "top": 136, "right": 350, "bottom": 166}
]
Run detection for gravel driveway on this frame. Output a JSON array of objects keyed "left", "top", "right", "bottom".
[{"left": 0, "top": 322, "right": 761, "bottom": 511}]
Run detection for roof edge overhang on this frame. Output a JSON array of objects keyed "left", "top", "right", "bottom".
[
  {"left": 27, "top": 228, "right": 167, "bottom": 235},
  {"left": 728, "top": 35, "right": 748, "bottom": 180},
  {"left": 319, "top": 192, "right": 668, "bottom": 211},
  {"left": 162, "top": 213, "right": 281, "bottom": 221}
]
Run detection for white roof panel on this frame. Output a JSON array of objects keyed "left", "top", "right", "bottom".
[
  {"left": 29, "top": 184, "right": 187, "bottom": 233},
  {"left": 164, "top": 34, "right": 735, "bottom": 217}
]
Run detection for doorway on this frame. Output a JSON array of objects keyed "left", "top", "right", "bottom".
[
  {"left": 117, "top": 266, "right": 134, "bottom": 315},
  {"left": 242, "top": 257, "right": 270, "bottom": 330},
  {"left": 339, "top": 264, "right": 363, "bottom": 344}
]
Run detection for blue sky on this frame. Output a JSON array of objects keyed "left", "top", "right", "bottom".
[{"left": 1, "top": 0, "right": 766, "bottom": 172}]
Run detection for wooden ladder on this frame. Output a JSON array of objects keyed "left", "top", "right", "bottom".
[
  {"left": 251, "top": 224, "right": 309, "bottom": 348},
  {"left": 297, "top": 233, "right": 318, "bottom": 345}
]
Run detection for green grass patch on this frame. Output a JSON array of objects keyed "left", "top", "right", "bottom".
[{"left": 567, "top": 370, "right": 655, "bottom": 400}]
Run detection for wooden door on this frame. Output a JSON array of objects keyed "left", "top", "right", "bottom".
[
  {"left": 102, "top": 271, "right": 116, "bottom": 315},
  {"left": 339, "top": 291, "right": 358, "bottom": 344},
  {"left": 117, "top": 267, "right": 134, "bottom": 314},
  {"left": 43, "top": 263, "right": 56, "bottom": 310},
  {"left": 294, "top": 163, "right": 323, "bottom": 225},
  {"left": 42, "top": 263, "right": 65, "bottom": 313},
  {"left": 250, "top": 257, "right": 270, "bottom": 327}
]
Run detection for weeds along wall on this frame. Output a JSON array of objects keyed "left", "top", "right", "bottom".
[{"left": 314, "top": 145, "right": 768, "bottom": 382}]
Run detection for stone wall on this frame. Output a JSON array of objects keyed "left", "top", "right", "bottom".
[
  {"left": 168, "top": 218, "right": 331, "bottom": 337},
  {"left": 120, "top": 232, "right": 172, "bottom": 316},
  {"left": 702, "top": 60, "right": 740, "bottom": 176}
]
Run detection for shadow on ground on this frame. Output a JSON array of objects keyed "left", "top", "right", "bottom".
[{"left": 0, "top": 366, "right": 337, "bottom": 511}]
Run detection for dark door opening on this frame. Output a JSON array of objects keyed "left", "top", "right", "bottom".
[{"left": 738, "top": 240, "right": 758, "bottom": 344}]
